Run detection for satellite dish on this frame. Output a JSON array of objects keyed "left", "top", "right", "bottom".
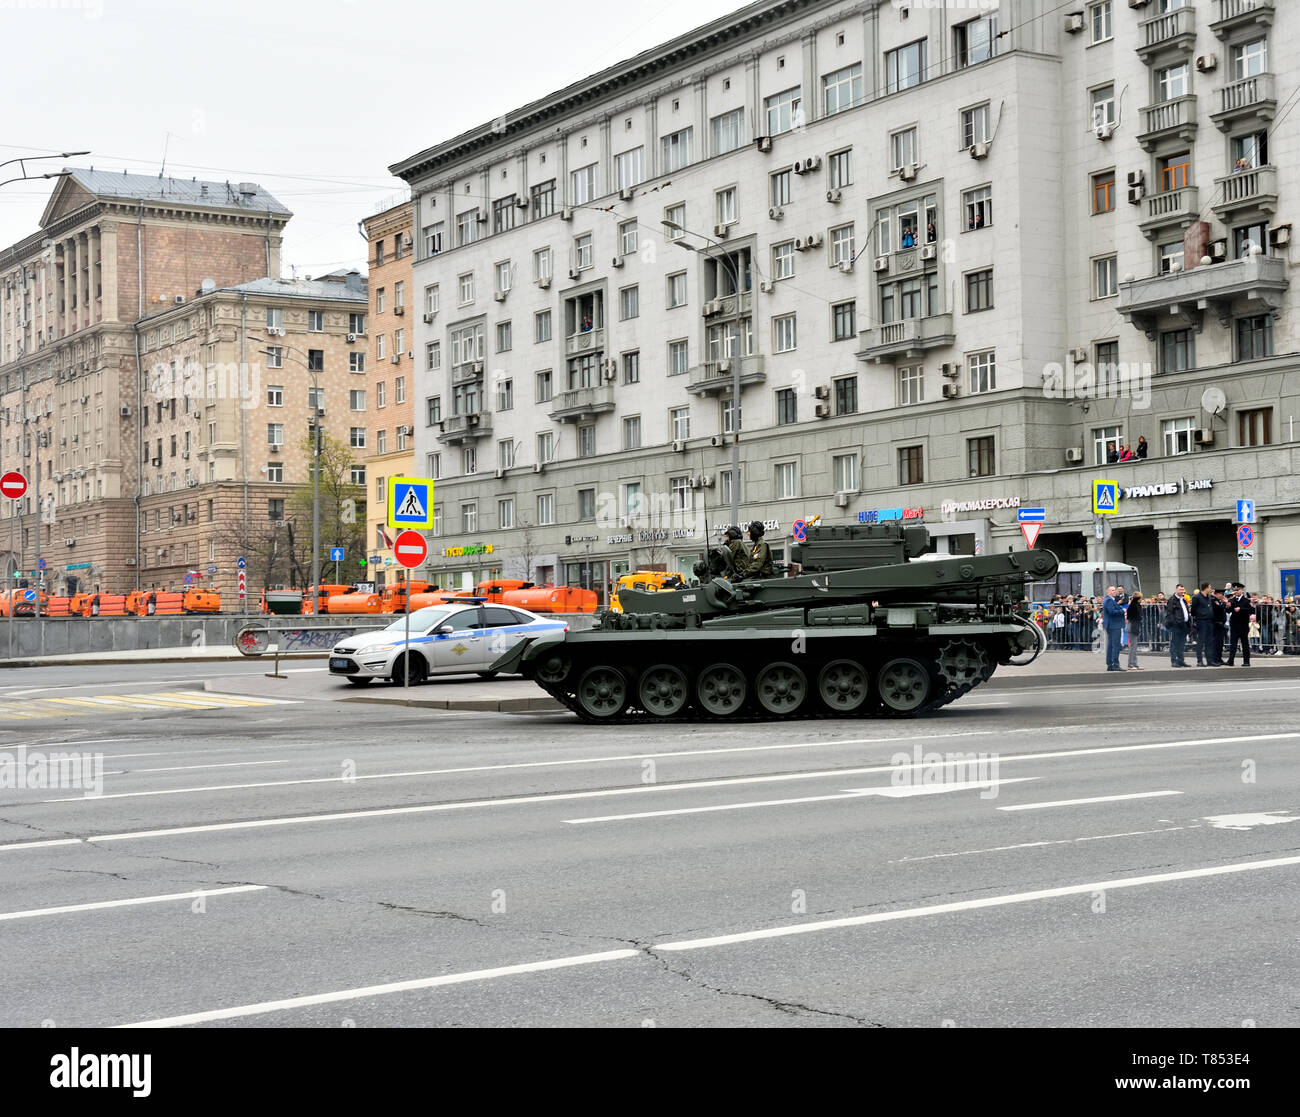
[{"left": 1201, "top": 387, "right": 1227, "bottom": 416}]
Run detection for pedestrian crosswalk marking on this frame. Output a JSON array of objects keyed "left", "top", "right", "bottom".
[{"left": 0, "top": 692, "right": 297, "bottom": 720}]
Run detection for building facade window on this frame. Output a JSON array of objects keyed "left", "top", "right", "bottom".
[
  {"left": 1160, "top": 328, "right": 1194, "bottom": 373},
  {"left": 765, "top": 88, "right": 802, "bottom": 135},
  {"left": 823, "top": 64, "right": 863, "bottom": 115},
  {"left": 773, "top": 314, "right": 797, "bottom": 352},
  {"left": 898, "top": 365, "right": 924, "bottom": 406},
  {"left": 1092, "top": 171, "right": 1116, "bottom": 214},
  {"left": 885, "top": 40, "right": 926, "bottom": 93},
  {"left": 668, "top": 339, "right": 689, "bottom": 375},
  {"left": 775, "top": 387, "right": 797, "bottom": 425},
  {"left": 1238, "top": 408, "right": 1272, "bottom": 447},
  {"left": 662, "top": 129, "right": 693, "bottom": 173},
  {"left": 1091, "top": 84, "right": 1116, "bottom": 130},
  {"left": 954, "top": 12, "right": 999, "bottom": 67},
  {"left": 832, "top": 301, "right": 856, "bottom": 341},
  {"left": 963, "top": 185, "right": 992, "bottom": 229},
  {"left": 614, "top": 146, "right": 645, "bottom": 190},
  {"left": 967, "top": 435, "right": 995, "bottom": 477},
  {"left": 770, "top": 169, "right": 792, "bottom": 208},
  {"left": 619, "top": 286, "right": 640, "bottom": 321},
  {"left": 711, "top": 109, "right": 744, "bottom": 155},
  {"left": 1236, "top": 315, "right": 1274, "bottom": 361},
  {"left": 968, "top": 351, "right": 996, "bottom": 393},
  {"left": 961, "top": 103, "right": 991, "bottom": 147},
  {"left": 891, "top": 128, "right": 917, "bottom": 171},
  {"left": 535, "top": 309, "right": 552, "bottom": 343},
  {"left": 898, "top": 445, "right": 924, "bottom": 486},
  {"left": 667, "top": 272, "right": 687, "bottom": 309},
  {"left": 536, "top": 370, "right": 553, "bottom": 403},
  {"left": 1093, "top": 425, "right": 1123, "bottom": 466},
  {"left": 537, "top": 494, "right": 554, "bottom": 525},
  {"left": 623, "top": 350, "right": 640, "bottom": 384},
  {"left": 531, "top": 180, "right": 555, "bottom": 220},
  {"left": 828, "top": 149, "right": 852, "bottom": 189},
  {"left": 1163, "top": 416, "right": 1195, "bottom": 456},
  {"left": 774, "top": 460, "right": 798, "bottom": 500},
  {"left": 570, "top": 163, "right": 596, "bottom": 205},
  {"left": 965, "top": 269, "right": 993, "bottom": 312},
  {"left": 834, "top": 375, "right": 857, "bottom": 415},
  {"left": 832, "top": 453, "right": 858, "bottom": 493},
  {"left": 669, "top": 406, "right": 690, "bottom": 442},
  {"left": 1090, "top": 1, "right": 1113, "bottom": 44},
  {"left": 1093, "top": 255, "right": 1118, "bottom": 298},
  {"left": 622, "top": 415, "right": 641, "bottom": 450},
  {"left": 830, "top": 224, "right": 855, "bottom": 265}
]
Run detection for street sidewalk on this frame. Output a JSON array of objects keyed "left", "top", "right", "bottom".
[{"left": 0, "top": 646, "right": 319, "bottom": 668}]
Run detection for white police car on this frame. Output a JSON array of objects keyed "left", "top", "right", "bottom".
[{"left": 328, "top": 602, "right": 567, "bottom": 686}]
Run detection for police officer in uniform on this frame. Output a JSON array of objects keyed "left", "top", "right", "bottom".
[
  {"left": 723, "top": 525, "right": 751, "bottom": 578},
  {"left": 747, "top": 521, "right": 774, "bottom": 578}
]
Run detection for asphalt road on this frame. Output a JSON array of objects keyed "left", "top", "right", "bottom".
[{"left": 1, "top": 660, "right": 1297, "bottom": 1028}]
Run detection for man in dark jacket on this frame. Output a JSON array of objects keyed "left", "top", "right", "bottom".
[
  {"left": 1102, "top": 586, "right": 1126, "bottom": 671},
  {"left": 1212, "top": 588, "right": 1229, "bottom": 665},
  {"left": 1190, "top": 582, "right": 1219, "bottom": 666},
  {"left": 1165, "top": 585, "right": 1191, "bottom": 667},
  {"left": 1226, "top": 582, "right": 1254, "bottom": 666}
]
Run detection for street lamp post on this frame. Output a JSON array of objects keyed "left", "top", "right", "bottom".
[
  {"left": 663, "top": 221, "right": 744, "bottom": 529},
  {"left": 247, "top": 334, "right": 322, "bottom": 601}
]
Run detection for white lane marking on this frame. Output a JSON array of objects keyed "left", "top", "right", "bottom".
[
  {"left": 565, "top": 778, "right": 1038, "bottom": 824},
  {"left": 0, "top": 885, "right": 266, "bottom": 923},
  {"left": 996, "top": 790, "right": 1183, "bottom": 812},
  {"left": 10, "top": 731, "right": 1297, "bottom": 848},
  {"left": 32, "top": 727, "right": 1049, "bottom": 803},
  {"left": 131, "top": 760, "right": 291, "bottom": 774},
  {"left": 118, "top": 950, "right": 641, "bottom": 1028},
  {"left": 1203, "top": 811, "right": 1300, "bottom": 831},
  {"left": 117, "top": 853, "right": 1300, "bottom": 1026},
  {"left": 890, "top": 826, "right": 1195, "bottom": 863},
  {"left": 656, "top": 853, "right": 1300, "bottom": 952}
]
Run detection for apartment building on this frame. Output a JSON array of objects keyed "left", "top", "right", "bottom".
[
  {"left": 391, "top": 0, "right": 1299, "bottom": 600},
  {"left": 0, "top": 169, "right": 291, "bottom": 594},
  {"left": 360, "top": 199, "right": 416, "bottom": 586}
]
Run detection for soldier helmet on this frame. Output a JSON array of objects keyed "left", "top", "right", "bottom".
[
  {"left": 747, "top": 520, "right": 766, "bottom": 536},
  {"left": 724, "top": 525, "right": 742, "bottom": 540}
]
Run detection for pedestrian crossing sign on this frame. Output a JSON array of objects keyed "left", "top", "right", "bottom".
[
  {"left": 387, "top": 476, "right": 435, "bottom": 530},
  {"left": 1092, "top": 479, "right": 1119, "bottom": 515}
]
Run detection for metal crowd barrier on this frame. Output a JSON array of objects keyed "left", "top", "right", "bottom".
[{"left": 1035, "top": 607, "right": 1300, "bottom": 656}]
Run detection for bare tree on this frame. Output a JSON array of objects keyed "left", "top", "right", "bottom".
[{"left": 287, "top": 431, "right": 367, "bottom": 584}]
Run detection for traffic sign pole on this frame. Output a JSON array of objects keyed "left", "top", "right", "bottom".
[{"left": 404, "top": 569, "right": 411, "bottom": 690}]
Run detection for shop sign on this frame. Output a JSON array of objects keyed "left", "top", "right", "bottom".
[
  {"left": 566, "top": 534, "right": 600, "bottom": 545},
  {"left": 1121, "top": 478, "right": 1213, "bottom": 500},
  {"left": 442, "top": 543, "right": 495, "bottom": 557},
  {"left": 710, "top": 519, "right": 783, "bottom": 534},
  {"left": 940, "top": 496, "right": 1021, "bottom": 515},
  {"left": 857, "top": 507, "right": 924, "bottom": 524}
]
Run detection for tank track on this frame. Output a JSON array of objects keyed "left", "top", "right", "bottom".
[{"left": 526, "top": 637, "right": 999, "bottom": 724}]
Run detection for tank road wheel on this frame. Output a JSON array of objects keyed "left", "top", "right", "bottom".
[
  {"left": 817, "top": 659, "right": 870, "bottom": 713},
  {"left": 876, "top": 657, "right": 932, "bottom": 714},
  {"left": 577, "top": 666, "right": 628, "bottom": 720},
  {"left": 935, "top": 641, "right": 990, "bottom": 691},
  {"left": 754, "top": 662, "right": 808, "bottom": 716},
  {"left": 696, "top": 663, "right": 748, "bottom": 716},
  {"left": 536, "top": 653, "right": 572, "bottom": 684},
  {"left": 639, "top": 664, "right": 689, "bottom": 718}
]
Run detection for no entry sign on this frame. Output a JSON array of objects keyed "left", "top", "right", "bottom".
[
  {"left": 0, "top": 471, "right": 27, "bottom": 500},
  {"left": 394, "top": 530, "right": 428, "bottom": 569}
]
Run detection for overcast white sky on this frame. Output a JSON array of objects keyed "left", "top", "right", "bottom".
[{"left": 0, "top": 0, "right": 748, "bottom": 276}]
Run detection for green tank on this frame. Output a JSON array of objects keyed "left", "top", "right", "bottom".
[{"left": 490, "top": 523, "right": 1058, "bottom": 721}]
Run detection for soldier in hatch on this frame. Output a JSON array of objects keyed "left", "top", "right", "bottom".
[
  {"left": 747, "top": 521, "right": 774, "bottom": 578},
  {"left": 723, "top": 525, "right": 751, "bottom": 578}
]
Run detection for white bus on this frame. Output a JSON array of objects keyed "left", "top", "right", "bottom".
[{"left": 1028, "top": 561, "right": 1141, "bottom": 604}]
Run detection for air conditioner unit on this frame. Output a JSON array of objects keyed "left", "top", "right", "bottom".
[
  {"left": 755, "top": 136, "right": 772, "bottom": 153},
  {"left": 1065, "top": 447, "right": 1084, "bottom": 463},
  {"left": 493, "top": 291, "right": 507, "bottom": 302},
  {"left": 471, "top": 361, "right": 484, "bottom": 374},
  {"left": 671, "top": 439, "right": 685, "bottom": 453},
  {"left": 151, "top": 456, "right": 162, "bottom": 466},
  {"left": 1128, "top": 183, "right": 1145, "bottom": 205},
  {"left": 838, "top": 260, "right": 854, "bottom": 275},
  {"left": 181, "top": 450, "right": 190, "bottom": 460},
  {"left": 1194, "top": 427, "right": 1214, "bottom": 445},
  {"left": 390, "top": 354, "right": 400, "bottom": 364},
  {"left": 560, "top": 207, "right": 574, "bottom": 221},
  {"left": 514, "top": 197, "right": 529, "bottom": 210},
  {"left": 268, "top": 442, "right": 282, "bottom": 451},
  {"left": 403, "top": 234, "right": 414, "bottom": 248},
  {"left": 814, "top": 403, "right": 830, "bottom": 418},
  {"left": 1208, "top": 239, "right": 1228, "bottom": 261},
  {"left": 941, "top": 383, "right": 959, "bottom": 399},
  {"left": 899, "top": 164, "right": 918, "bottom": 181},
  {"left": 807, "top": 233, "right": 824, "bottom": 248},
  {"left": 826, "top": 189, "right": 842, "bottom": 203},
  {"left": 611, "top": 256, "right": 624, "bottom": 269},
  {"left": 393, "top": 305, "right": 404, "bottom": 316},
  {"left": 267, "top": 327, "right": 284, "bottom": 336},
  {"left": 495, "top": 468, "right": 506, "bottom": 479},
  {"left": 174, "top": 295, "right": 185, "bottom": 304},
  {"left": 1270, "top": 225, "right": 1292, "bottom": 248},
  {"left": 1127, "top": 169, "right": 1145, "bottom": 188},
  {"left": 713, "top": 223, "right": 730, "bottom": 239},
  {"left": 120, "top": 406, "right": 131, "bottom": 416},
  {"left": 814, "top": 384, "right": 830, "bottom": 400},
  {"left": 969, "top": 142, "right": 990, "bottom": 160},
  {"left": 1069, "top": 347, "right": 1088, "bottom": 363},
  {"left": 874, "top": 256, "right": 890, "bottom": 273},
  {"left": 834, "top": 492, "right": 850, "bottom": 508},
  {"left": 536, "top": 275, "right": 552, "bottom": 289},
  {"left": 346, "top": 332, "right": 357, "bottom": 342},
  {"left": 710, "top": 435, "right": 725, "bottom": 447},
  {"left": 804, "top": 156, "right": 822, "bottom": 172},
  {"left": 1065, "top": 12, "right": 1085, "bottom": 33},
  {"left": 941, "top": 363, "right": 960, "bottom": 379},
  {"left": 65, "top": 538, "right": 75, "bottom": 547},
  {"left": 1196, "top": 54, "right": 1217, "bottom": 73},
  {"left": 716, "top": 360, "right": 731, "bottom": 373},
  {"left": 1128, "top": 0, "right": 1149, "bottom": 8},
  {"left": 703, "top": 300, "right": 722, "bottom": 316},
  {"left": 475, "top": 210, "right": 488, "bottom": 224},
  {"left": 769, "top": 207, "right": 785, "bottom": 221},
  {"left": 920, "top": 244, "right": 937, "bottom": 261},
  {"left": 568, "top": 268, "right": 581, "bottom": 280},
  {"left": 1096, "top": 122, "right": 1116, "bottom": 140},
  {"left": 59, "top": 437, "right": 66, "bottom": 446},
  {"left": 53, "top": 472, "right": 62, "bottom": 482},
  {"left": 619, "top": 187, "right": 634, "bottom": 201},
  {"left": 187, "top": 478, "right": 198, "bottom": 488},
  {"left": 792, "top": 160, "right": 806, "bottom": 175},
  {"left": 759, "top": 280, "right": 773, "bottom": 293},
  {"left": 422, "top": 313, "right": 435, "bottom": 325},
  {"left": 533, "top": 461, "right": 545, "bottom": 473}
]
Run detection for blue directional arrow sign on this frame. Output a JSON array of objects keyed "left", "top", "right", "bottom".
[
  {"left": 1237, "top": 499, "right": 1255, "bottom": 524},
  {"left": 1018, "top": 507, "right": 1046, "bottom": 522},
  {"left": 237, "top": 557, "right": 246, "bottom": 570},
  {"left": 330, "top": 547, "right": 345, "bottom": 562},
  {"left": 23, "top": 589, "right": 35, "bottom": 602}
]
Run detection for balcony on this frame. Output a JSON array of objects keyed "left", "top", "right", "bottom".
[
  {"left": 564, "top": 327, "right": 604, "bottom": 357},
  {"left": 1210, "top": 0, "right": 1274, "bottom": 38},
  {"left": 686, "top": 355, "right": 767, "bottom": 397},
  {"left": 1137, "top": 95, "right": 1198, "bottom": 151},
  {"left": 856, "top": 313, "right": 955, "bottom": 363},
  {"left": 1116, "top": 253, "right": 1288, "bottom": 338},
  {"left": 1138, "top": 186, "right": 1199, "bottom": 238},
  {"left": 547, "top": 383, "right": 615, "bottom": 423},
  {"left": 1212, "top": 164, "right": 1279, "bottom": 219},
  {"left": 436, "top": 412, "right": 491, "bottom": 445},
  {"left": 450, "top": 361, "right": 484, "bottom": 386},
  {"left": 1211, "top": 72, "right": 1277, "bottom": 131},
  {"left": 1135, "top": 5, "right": 1197, "bottom": 61}
]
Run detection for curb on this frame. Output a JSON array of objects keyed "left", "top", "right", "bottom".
[
  {"left": 0, "top": 653, "right": 323, "bottom": 668},
  {"left": 983, "top": 659, "right": 1300, "bottom": 690}
]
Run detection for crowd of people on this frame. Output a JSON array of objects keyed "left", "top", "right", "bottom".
[{"left": 1030, "top": 583, "right": 1300, "bottom": 667}]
